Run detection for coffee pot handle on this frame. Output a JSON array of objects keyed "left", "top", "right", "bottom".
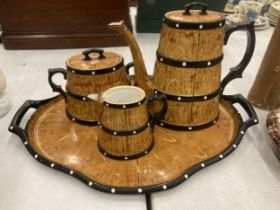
[
  {"left": 221, "top": 21, "right": 255, "bottom": 94},
  {"left": 147, "top": 93, "right": 168, "bottom": 126},
  {"left": 48, "top": 68, "right": 67, "bottom": 99}
]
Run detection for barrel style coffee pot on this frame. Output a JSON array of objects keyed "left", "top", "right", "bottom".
[{"left": 109, "top": 2, "right": 255, "bottom": 130}]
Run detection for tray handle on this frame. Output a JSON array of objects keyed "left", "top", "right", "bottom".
[
  {"left": 223, "top": 94, "right": 258, "bottom": 129},
  {"left": 8, "top": 100, "right": 42, "bottom": 139},
  {"left": 221, "top": 21, "right": 255, "bottom": 94}
]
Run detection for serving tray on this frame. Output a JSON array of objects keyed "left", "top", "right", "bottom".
[{"left": 9, "top": 94, "right": 257, "bottom": 210}]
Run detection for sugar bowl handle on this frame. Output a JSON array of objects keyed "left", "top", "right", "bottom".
[
  {"left": 147, "top": 93, "right": 167, "bottom": 126},
  {"left": 48, "top": 68, "right": 67, "bottom": 99},
  {"left": 184, "top": 2, "right": 208, "bottom": 15},
  {"left": 221, "top": 21, "right": 255, "bottom": 94},
  {"left": 82, "top": 48, "right": 105, "bottom": 60}
]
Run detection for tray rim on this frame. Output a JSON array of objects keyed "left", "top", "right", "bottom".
[{"left": 8, "top": 94, "right": 258, "bottom": 195}]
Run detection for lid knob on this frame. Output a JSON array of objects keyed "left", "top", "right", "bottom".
[
  {"left": 82, "top": 48, "right": 106, "bottom": 61},
  {"left": 183, "top": 2, "right": 208, "bottom": 16}
]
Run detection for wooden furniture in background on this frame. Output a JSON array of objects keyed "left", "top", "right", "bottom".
[{"left": 0, "top": 0, "right": 132, "bottom": 49}]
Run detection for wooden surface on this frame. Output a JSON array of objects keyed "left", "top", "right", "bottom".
[
  {"left": 0, "top": 0, "right": 132, "bottom": 49},
  {"left": 27, "top": 96, "right": 240, "bottom": 188},
  {"left": 99, "top": 102, "right": 152, "bottom": 156}
]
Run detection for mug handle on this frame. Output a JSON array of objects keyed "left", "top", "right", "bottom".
[
  {"left": 48, "top": 68, "right": 67, "bottom": 99},
  {"left": 147, "top": 93, "right": 168, "bottom": 126},
  {"left": 221, "top": 21, "right": 255, "bottom": 94}
]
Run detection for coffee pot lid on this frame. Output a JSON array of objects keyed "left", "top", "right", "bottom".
[
  {"left": 66, "top": 48, "right": 123, "bottom": 71},
  {"left": 164, "top": 2, "right": 225, "bottom": 29}
]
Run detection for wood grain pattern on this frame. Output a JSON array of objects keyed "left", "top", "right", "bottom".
[
  {"left": 27, "top": 96, "right": 240, "bottom": 187},
  {"left": 154, "top": 22, "right": 224, "bottom": 126},
  {"left": 99, "top": 101, "right": 152, "bottom": 156}
]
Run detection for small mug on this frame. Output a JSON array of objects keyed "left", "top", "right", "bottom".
[{"left": 89, "top": 86, "right": 167, "bottom": 160}]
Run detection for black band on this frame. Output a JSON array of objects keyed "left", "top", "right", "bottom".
[
  {"left": 157, "top": 51, "right": 223, "bottom": 68},
  {"left": 157, "top": 115, "right": 219, "bottom": 131},
  {"left": 66, "top": 88, "right": 93, "bottom": 102},
  {"left": 104, "top": 97, "right": 146, "bottom": 109},
  {"left": 67, "top": 58, "right": 124, "bottom": 75},
  {"left": 163, "top": 17, "right": 225, "bottom": 30},
  {"left": 97, "top": 138, "right": 154, "bottom": 160},
  {"left": 100, "top": 121, "right": 151, "bottom": 136},
  {"left": 155, "top": 88, "right": 220, "bottom": 102},
  {"left": 66, "top": 110, "right": 99, "bottom": 126}
]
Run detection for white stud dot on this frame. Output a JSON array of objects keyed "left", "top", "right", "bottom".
[
  {"left": 176, "top": 23, "right": 180, "bottom": 28},
  {"left": 188, "top": 127, "right": 192, "bottom": 131},
  {"left": 83, "top": 97, "right": 86, "bottom": 101},
  {"left": 138, "top": 102, "right": 141, "bottom": 105},
  {"left": 254, "top": 119, "right": 258, "bottom": 123},
  {"left": 201, "top": 163, "right": 205, "bottom": 168},
  {"left": 113, "top": 132, "right": 117, "bottom": 135},
  {"left": 147, "top": 123, "right": 150, "bottom": 127},
  {"left": 97, "top": 121, "right": 100, "bottom": 125},
  {"left": 162, "top": 185, "right": 167, "bottom": 190},
  {"left": 88, "top": 182, "right": 93, "bottom": 186},
  {"left": 240, "top": 131, "right": 245, "bottom": 135},
  {"left": 91, "top": 71, "right": 95, "bottom": 75},
  {"left": 233, "top": 144, "right": 237, "bottom": 148},
  {"left": 184, "top": 174, "right": 189, "bottom": 179},
  {"left": 138, "top": 188, "right": 142, "bottom": 193},
  {"left": 111, "top": 188, "right": 116, "bottom": 193},
  {"left": 178, "top": 97, "right": 182, "bottom": 101},
  {"left": 104, "top": 152, "right": 107, "bottom": 156},
  {"left": 106, "top": 103, "right": 109, "bottom": 107},
  {"left": 219, "top": 22, "right": 223, "bottom": 27},
  {"left": 9, "top": 126, "right": 13, "bottom": 130},
  {"left": 70, "top": 170, "right": 74, "bottom": 175},
  {"left": 160, "top": 58, "right": 164, "bottom": 62},
  {"left": 113, "top": 67, "right": 116, "bottom": 71},
  {"left": 154, "top": 90, "right": 158, "bottom": 94},
  {"left": 213, "top": 120, "right": 217, "bottom": 124},
  {"left": 160, "top": 123, "right": 164, "bottom": 126},
  {"left": 24, "top": 141, "right": 28, "bottom": 145},
  {"left": 207, "top": 61, "right": 211, "bottom": 66},
  {"left": 122, "top": 105, "right": 126, "bottom": 109},
  {"left": 34, "top": 154, "right": 38, "bottom": 159},
  {"left": 182, "top": 62, "right": 187, "bottom": 67},
  {"left": 124, "top": 157, "right": 128, "bottom": 160},
  {"left": 204, "top": 96, "right": 208, "bottom": 100},
  {"left": 72, "top": 70, "right": 75, "bottom": 74},
  {"left": 199, "top": 24, "right": 203, "bottom": 29},
  {"left": 133, "top": 131, "right": 137, "bottom": 134},
  {"left": 145, "top": 151, "right": 148, "bottom": 154},
  {"left": 72, "top": 118, "right": 75, "bottom": 122},
  {"left": 51, "top": 163, "right": 55, "bottom": 168},
  {"left": 219, "top": 154, "right": 224, "bottom": 159}
]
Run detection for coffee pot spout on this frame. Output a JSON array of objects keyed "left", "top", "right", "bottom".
[{"left": 108, "top": 20, "right": 154, "bottom": 96}]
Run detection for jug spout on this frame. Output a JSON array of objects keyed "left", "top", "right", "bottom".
[{"left": 108, "top": 20, "right": 154, "bottom": 96}]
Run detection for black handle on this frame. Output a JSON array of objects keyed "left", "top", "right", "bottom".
[
  {"left": 48, "top": 68, "right": 67, "bottom": 99},
  {"left": 221, "top": 21, "right": 255, "bottom": 94},
  {"left": 223, "top": 94, "right": 258, "bottom": 129},
  {"left": 82, "top": 48, "right": 105, "bottom": 61},
  {"left": 8, "top": 100, "right": 42, "bottom": 139},
  {"left": 184, "top": 2, "right": 208, "bottom": 15},
  {"left": 147, "top": 93, "right": 168, "bottom": 126},
  {"left": 125, "top": 62, "right": 134, "bottom": 75}
]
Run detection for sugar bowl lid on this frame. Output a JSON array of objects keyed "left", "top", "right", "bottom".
[
  {"left": 164, "top": 2, "right": 225, "bottom": 30},
  {"left": 66, "top": 48, "right": 123, "bottom": 73}
]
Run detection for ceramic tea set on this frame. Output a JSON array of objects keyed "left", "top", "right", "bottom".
[{"left": 48, "top": 2, "right": 256, "bottom": 158}]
